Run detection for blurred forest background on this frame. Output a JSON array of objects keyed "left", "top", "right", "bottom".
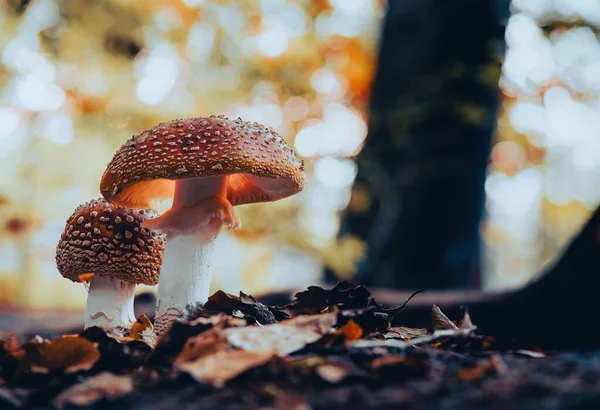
[{"left": 0, "top": 0, "right": 599, "bottom": 310}]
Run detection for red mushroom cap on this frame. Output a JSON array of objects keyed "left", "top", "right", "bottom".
[
  {"left": 56, "top": 199, "right": 166, "bottom": 285},
  {"left": 99, "top": 115, "right": 306, "bottom": 208}
]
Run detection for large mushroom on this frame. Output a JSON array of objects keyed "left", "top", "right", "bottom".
[
  {"left": 100, "top": 115, "right": 306, "bottom": 333},
  {"left": 56, "top": 199, "right": 166, "bottom": 330}
]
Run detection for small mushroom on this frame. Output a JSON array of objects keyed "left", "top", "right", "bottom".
[
  {"left": 100, "top": 115, "right": 306, "bottom": 334},
  {"left": 56, "top": 199, "right": 166, "bottom": 330}
]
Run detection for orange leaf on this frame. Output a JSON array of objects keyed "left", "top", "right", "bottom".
[
  {"left": 130, "top": 315, "right": 152, "bottom": 336},
  {"left": 25, "top": 335, "right": 100, "bottom": 374},
  {"left": 77, "top": 273, "right": 94, "bottom": 283},
  {"left": 130, "top": 315, "right": 157, "bottom": 349},
  {"left": 336, "top": 319, "right": 363, "bottom": 342}
]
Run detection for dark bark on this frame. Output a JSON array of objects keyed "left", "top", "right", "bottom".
[{"left": 329, "top": 0, "right": 510, "bottom": 289}]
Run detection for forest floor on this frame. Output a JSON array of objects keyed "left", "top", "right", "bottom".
[{"left": 1, "top": 282, "right": 598, "bottom": 410}]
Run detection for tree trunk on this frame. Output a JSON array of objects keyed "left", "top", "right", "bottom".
[{"left": 330, "top": 0, "right": 510, "bottom": 289}]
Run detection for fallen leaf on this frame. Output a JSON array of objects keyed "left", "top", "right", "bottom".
[
  {"left": 187, "top": 312, "right": 247, "bottom": 328},
  {"left": 80, "top": 326, "right": 150, "bottom": 351},
  {"left": 175, "top": 328, "right": 229, "bottom": 364},
  {"left": 314, "top": 360, "right": 355, "bottom": 383},
  {"left": 335, "top": 319, "right": 363, "bottom": 342},
  {"left": 239, "top": 291, "right": 258, "bottom": 305},
  {"left": 432, "top": 305, "right": 458, "bottom": 330},
  {"left": 77, "top": 273, "right": 94, "bottom": 283},
  {"left": 351, "top": 328, "right": 476, "bottom": 350},
  {"left": 130, "top": 315, "right": 157, "bottom": 348},
  {"left": 287, "top": 281, "right": 372, "bottom": 315},
  {"left": 175, "top": 327, "right": 274, "bottom": 386},
  {"left": 337, "top": 306, "right": 388, "bottom": 334},
  {"left": 225, "top": 313, "right": 337, "bottom": 356},
  {"left": 459, "top": 308, "right": 475, "bottom": 330},
  {"left": 24, "top": 335, "right": 100, "bottom": 374},
  {"left": 203, "top": 290, "right": 278, "bottom": 324},
  {"left": 149, "top": 313, "right": 245, "bottom": 367},
  {"left": 178, "top": 348, "right": 274, "bottom": 387},
  {"left": 384, "top": 327, "right": 428, "bottom": 340},
  {"left": 52, "top": 372, "right": 133, "bottom": 408},
  {"left": 131, "top": 314, "right": 152, "bottom": 337}
]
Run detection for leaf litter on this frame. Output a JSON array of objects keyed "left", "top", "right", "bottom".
[{"left": 0, "top": 281, "right": 555, "bottom": 409}]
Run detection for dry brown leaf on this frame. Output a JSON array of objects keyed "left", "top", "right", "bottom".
[
  {"left": 459, "top": 309, "right": 475, "bottom": 330},
  {"left": 384, "top": 327, "right": 428, "bottom": 340},
  {"left": 27, "top": 335, "right": 100, "bottom": 374},
  {"left": 204, "top": 290, "right": 279, "bottom": 324},
  {"left": 187, "top": 312, "right": 247, "bottom": 328},
  {"left": 175, "top": 313, "right": 336, "bottom": 383},
  {"left": 130, "top": 315, "right": 157, "bottom": 348},
  {"left": 335, "top": 319, "right": 363, "bottom": 342},
  {"left": 178, "top": 348, "right": 274, "bottom": 387},
  {"left": 52, "top": 372, "right": 133, "bottom": 408},
  {"left": 432, "top": 305, "right": 458, "bottom": 330},
  {"left": 175, "top": 327, "right": 274, "bottom": 386},
  {"left": 131, "top": 314, "right": 152, "bottom": 337},
  {"left": 352, "top": 328, "right": 475, "bottom": 349},
  {"left": 175, "top": 328, "right": 229, "bottom": 364},
  {"left": 225, "top": 313, "right": 337, "bottom": 356}
]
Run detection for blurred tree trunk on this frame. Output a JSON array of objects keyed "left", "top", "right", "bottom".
[{"left": 330, "top": 0, "right": 510, "bottom": 289}]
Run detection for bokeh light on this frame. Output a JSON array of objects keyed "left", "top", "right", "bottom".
[
  {"left": 484, "top": 0, "right": 600, "bottom": 290},
  {"left": 0, "top": 0, "right": 382, "bottom": 309}
]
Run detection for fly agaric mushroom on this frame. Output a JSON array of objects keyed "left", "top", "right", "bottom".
[
  {"left": 100, "top": 115, "right": 306, "bottom": 334},
  {"left": 56, "top": 199, "right": 166, "bottom": 330}
]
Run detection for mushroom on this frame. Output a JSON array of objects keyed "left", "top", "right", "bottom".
[
  {"left": 99, "top": 115, "right": 306, "bottom": 334},
  {"left": 56, "top": 199, "right": 166, "bottom": 330}
]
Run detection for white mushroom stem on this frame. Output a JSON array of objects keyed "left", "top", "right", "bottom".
[
  {"left": 84, "top": 275, "right": 136, "bottom": 330},
  {"left": 154, "top": 236, "right": 217, "bottom": 334},
  {"left": 143, "top": 176, "right": 241, "bottom": 335}
]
